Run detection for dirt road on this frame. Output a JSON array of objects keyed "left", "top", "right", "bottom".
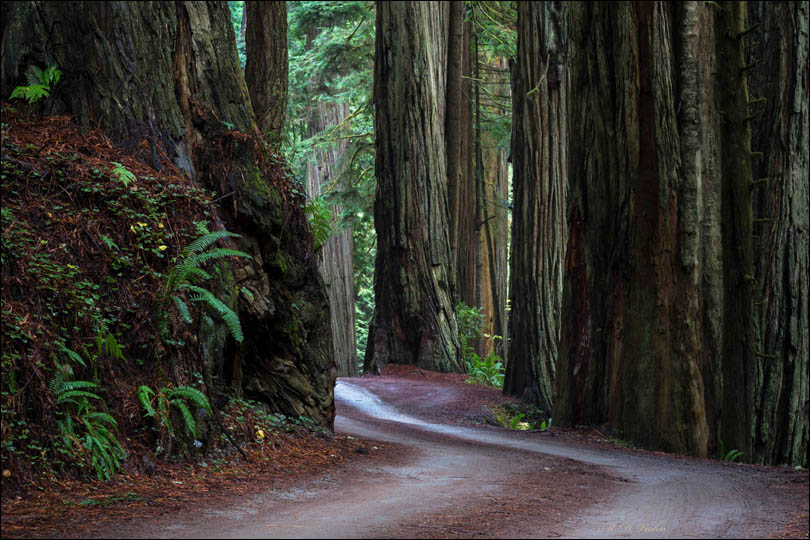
[{"left": 89, "top": 374, "right": 806, "bottom": 539}]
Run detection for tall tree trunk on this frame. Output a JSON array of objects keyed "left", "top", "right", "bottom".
[
  {"left": 448, "top": 8, "right": 479, "bottom": 315},
  {"left": 556, "top": 1, "right": 757, "bottom": 459},
  {"left": 303, "top": 27, "right": 358, "bottom": 378},
  {"left": 748, "top": 1, "right": 809, "bottom": 467},
  {"left": 503, "top": 2, "right": 566, "bottom": 413},
  {"left": 245, "top": 1, "right": 288, "bottom": 142},
  {"left": 365, "top": 1, "right": 462, "bottom": 373},
  {"left": 446, "top": 0, "right": 464, "bottom": 288},
  {"left": 1, "top": 1, "right": 335, "bottom": 427},
  {"left": 479, "top": 57, "right": 510, "bottom": 362}
]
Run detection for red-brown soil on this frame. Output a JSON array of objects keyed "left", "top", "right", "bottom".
[{"left": 1, "top": 365, "right": 807, "bottom": 539}]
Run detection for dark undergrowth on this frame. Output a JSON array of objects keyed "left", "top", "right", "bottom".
[{"left": 0, "top": 103, "right": 319, "bottom": 496}]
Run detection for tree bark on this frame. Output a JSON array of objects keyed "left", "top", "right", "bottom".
[
  {"left": 303, "top": 27, "right": 358, "bottom": 378},
  {"left": 555, "top": 1, "right": 759, "bottom": 459},
  {"left": 1, "top": 0, "right": 335, "bottom": 427},
  {"left": 245, "top": 0, "right": 288, "bottom": 142},
  {"left": 748, "top": 1, "right": 809, "bottom": 467},
  {"left": 503, "top": 1, "right": 566, "bottom": 414},
  {"left": 365, "top": 1, "right": 462, "bottom": 373}
]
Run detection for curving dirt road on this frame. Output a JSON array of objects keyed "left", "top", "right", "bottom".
[{"left": 92, "top": 374, "right": 807, "bottom": 538}]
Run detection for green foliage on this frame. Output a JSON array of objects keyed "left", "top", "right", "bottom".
[
  {"left": 10, "top": 64, "right": 62, "bottom": 104},
  {"left": 465, "top": 352, "right": 505, "bottom": 388},
  {"left": 456, "top": 302, "right": 484, "bottom": 363},
  {"left": 228, "top": 1, "right": 247, "bottom": 68},
  {"left": 51, "top": 363, "right": 126, "bottom": 481},
  {"left": 717, "top": 439, "right": 744, "bottom": 462},
  {"left": 110, "top": 162, "right": 137, "bottom": 188},
  {"left": 159, "top": 222, "right": 251, "bottom": 345},
  {"left": 304, "top": 196, "right": 334, "bottom": 250},
  {"left": 490, "top": 403, "right": 541, "bottom": 431},
  {"left": 138, "top": 384, "right": 211, "bottom": 444},
  {"left": 284, "top": 1, "right": 377, "bottom": 368}
]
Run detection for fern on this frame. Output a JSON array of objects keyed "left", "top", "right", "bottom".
[
  {"left": 138, "top": 385, "right": 156, "bottom": 417},
  {"left": 304, "top": 197, "right": 333, "bottom": 250},
  {"left": 110, "top": 161, "right": 137, "bottom": 188},
  {"left": 51, "top": 370, "right": 125, "bottom": 481},
  {"left": 138, "top": 384, "right": 211, "bottom": 450},
  {"left": 159, "top": 223, "right": 251, "bottom": 346},
  {"left": 172, "top": 295, "right": 193, "bottom": 324},
  {"left": 11, "top": 64, "right": 61, "bottom": 104},
  {"left": 168, "top": 386, "right": 211, "bottom": 413},
  {"left": 181, "top": 284, "right": 244, "bottom": 343},
  {"left": 171, "top": 399, "right": 197, "bottom": 438}
]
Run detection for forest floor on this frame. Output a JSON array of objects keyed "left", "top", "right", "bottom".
[{"left": 1, "top": 365, "right": 807, "bottom": 539}]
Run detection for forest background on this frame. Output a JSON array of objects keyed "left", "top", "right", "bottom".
[{"left": 0, "top": 0, "right": 806, "bottom": 497}]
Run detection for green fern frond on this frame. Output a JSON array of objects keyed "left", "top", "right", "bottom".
[
  {"left": 43, "top": 65, "right": 62, "bottom": 86},
  {"left": 96, "top": 332, "right": 125, "bottom": 361},
  {"left": 181, "top": 284, "right": 244, "bottom": 342},
  {"left": 82, "top": 412, "right": 118, "bottom": 426},
  {"left": 57, "top": 389, "right": 103, "bottom": 403},
  {"left": 181, "top": 230, "right": 241, "bottom": 258},
  {"left": 51, "top": 378, "right": 99, "bottom": 400},
  {"left": 26, "top": 66, "right": 42, "bottom": 87},
  {"left": 193, "top": 248, "right": 252, "bottom": 265},
  {"left": 168, "top": 386, "right": 211, "bottom": 413},
  {"left": 180, "top": 265, "right": 213, "bottom": 283},
  {"left": 171, "top": 399, "right": 197, "bottom": 438},
  {"left": 137, "top": 385, "right": 156, "bottom": 417},
  {"left": 110, "top": 161, "right": 137, "bottom": 188},
  {"left": 172, "top": 295, "right": 193, "bottom": 324},
  {"left": 240, "top": 286, "right": 255, "bottom": 301}
]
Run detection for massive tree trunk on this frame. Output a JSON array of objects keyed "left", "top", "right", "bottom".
[
  {"left": 1, "top": 1, "right": 335, "bottom": 427},
  {"left": 503, "top": 2, "right": 566, "bottom": 413},
  {"left": 245, "top": 0, "right": 288, "bottom": 141},
  {"left": 303, "top": 27, "right": 358, "bottom": 378},
  {"left": 556, "top": 1, "right": 757, "bottom": 459},
  {"left": 748, "top": 1, "right": 809, "bottom": 467},
  {"left": 364, "top": 1, "right": 462, "bottom": 373}
]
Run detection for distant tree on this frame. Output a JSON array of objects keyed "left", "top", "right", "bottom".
[
  {"left": 298, "top": 6, "right": 359, "bottom": 377},
  {"left": 503, "top": 1, "right": 566, "bottom": 414},
  {"left": 364, "top": 1, "right": 462, "bottom": 373}
]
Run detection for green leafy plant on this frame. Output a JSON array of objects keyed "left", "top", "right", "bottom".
[
  {"left": 304, "top": 196, "right": 333, "bottom": 250},
  {"left": 138, "top": 384, "right": 211, "bottom": 444},
  {"left": 465, "top": 351, "right": 505, "bottom": 388},
  {"left": 50, "top": 362, "right": 126, "bottom": 481},
  {"left": 716, "top": 439, "right": 744, "bottom": 462},
  {"left": 159, "top": 221, "right": 252, "bottom": 344},
  {"left": 10, "top": 64, "right": 62, "bottom": 104},
  {"left": 110, "top": 162, "right": 137, "bottom": 188},
  {"left": 456, "top": 302, "right": 484, "bottom": 364}
]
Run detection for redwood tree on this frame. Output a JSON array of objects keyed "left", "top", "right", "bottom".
[
  {"left": 245, "top": 1, "right": 288, "bottom": 141},
  {"left": 303, "top": 22, "right": 358, "bottom": 377},
  {"left": 555, "top": 1, "right": 758, "bottom": 459},
  {"left": 364, "top": 1, "right": 462, "bottom": 373},
  {"left": 503, "top": 1, "right": 567, "bottom": 413},
  {"left": 748, "top": 1, "right": 809, "bottom": 467}
]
